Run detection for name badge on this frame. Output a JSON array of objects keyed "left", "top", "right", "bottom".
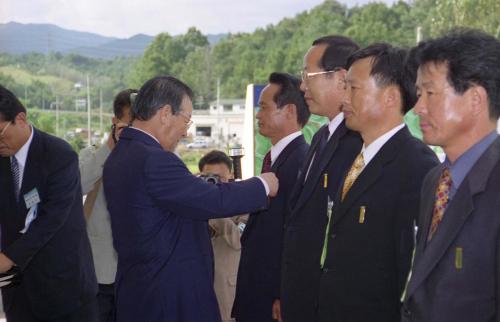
[
  {"left": 455, "top": 247, "right": 463, "bottom": 269},
  {"left": 359, "top": 206, "right": 366, "bottom": 224},
  {"left": 24, "top": 188, "right": 41, "bottom": 209}
]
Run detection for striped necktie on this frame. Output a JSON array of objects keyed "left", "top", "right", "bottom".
[
  {"left": 261, "top": 151, "right": 272, "bottom": 173},
  {"left": 11, "top": 156, "right": 21, "bottom": 201},
  {"left": 341, "top": 152, "right": 365, "bottom": 201}
]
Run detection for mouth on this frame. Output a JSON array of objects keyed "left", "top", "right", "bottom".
[{"left": 419, "top": 121, "right": 431, "bottom": 132}]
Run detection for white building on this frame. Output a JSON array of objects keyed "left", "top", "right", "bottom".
[{"left": 188, "top": 99, "right": 246, "bottom": 148}]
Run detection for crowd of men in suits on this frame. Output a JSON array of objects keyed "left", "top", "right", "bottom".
[{"left": 0, "top": 27, "right": 499, "bottom": 322}]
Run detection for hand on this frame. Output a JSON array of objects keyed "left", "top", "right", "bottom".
[
  {"left": 0, "top": 253, "right": 14, "bottom": 273},
  {"left": 107, "top": 122, "right": 129, "bottom": 149},
  {"left": 272, "top": 299, "right": 283, "bottom": 322},
  {"left": 260, "top": 172, "right": 279, "bottom": 197}
]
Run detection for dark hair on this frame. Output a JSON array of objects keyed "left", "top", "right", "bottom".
[
  {"left": 268, "top": 72, "right": 310, "bottom": 127},
  {"left": 415, "top": 28, "right": 500, "bottom": 119},
  {"left": 0, "top": 85, "right": 27, "bottom": 123},
  {"left": 133, "top": 76, "right": 194, "bottom": 121},
  {"left": 312, "top": 35, "right": 360, "bottom": 71},
  {"left": 113, "top": 89, "right": 138, "bottom": 119},
  {"left": 346, "top": 43, "right": 417, "bottom": 113},
  {"left": 198, "top": 150, "right": 232, "bottom": 172}
]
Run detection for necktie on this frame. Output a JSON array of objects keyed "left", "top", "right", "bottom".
[
  {"left": 316, "top": 126, "right": 330, "bottom": 159},
  {"left": 261, "top": 151, "right": 272, "bottom": 173},
  {"left": 11, "top": 156, "right": 20, "bottom": 201},
  {"left": 341, "top": 152, "right": 365, "bottom": 201},
  {"left": 427, "top": 167, "right": 452, "bottom": 241},
  {"left": 320, "top": 152, "right": 364, "bottom": 267}
]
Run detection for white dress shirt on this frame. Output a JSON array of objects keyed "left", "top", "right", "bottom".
[
  {"left": 270, "top": 131, "right": 302, "bottom": 165},
  {"left": 360, "top": 123, "right": 406, "bottom": 170},
  {"left": 11, "top": 125, "right": 34, "bottom": 190},
  {"left": 304, "top": 113, "right": 345, "bottom": 181}
]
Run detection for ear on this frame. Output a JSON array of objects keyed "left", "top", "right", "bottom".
[
  {"left": 15, "top": 112, "right": 29, "bottom": 126},
  {"left": 383, "top": 85, "right": 401, "bottom": 112},
  {"left": 468, "top": 85, "right": 488, "bottom": 117},
  {"left": 335, "top": 69, "right": 347, "bottom": 89},
  {"left": 159, "top": 105, "right": 172, "bottom": 124},
  {"left": 283, "top": 104, "right": 297, "bottom": 120}
]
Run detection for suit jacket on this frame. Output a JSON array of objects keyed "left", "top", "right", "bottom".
[
  {"left": 232, "top": 135, "right": 308, "bottom": 321},
  {"left": 0, "top": 128, "right": 98, "bottom": 320},
  {"left": 79, "top": 144, "right": 117, "bottom": 284},
  {"left": 402, "top": 136, "right": 500, "bottom": 322},
  {"left": 103, "top": 128, "right": 269, "bottom": 322},
  {"left": 317, "top": 127, "right": 438, "bottom": 322},
  {"left": 281, "top": 122, "right": 363, "bottom": 322},
  {"left": 209, "top": 215, "right": 247, "bottom": 322}
]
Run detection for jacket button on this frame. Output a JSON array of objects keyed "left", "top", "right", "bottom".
[
  {"left": 330, "top": 233, "right": 337, "bottom": 239},
  {"left": 403, "top": 307, "right": 411, "bottom": 317}
]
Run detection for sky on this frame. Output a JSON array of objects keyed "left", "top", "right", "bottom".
[{"left": 0, "top": 0, "right": 394, "bottom": 38}]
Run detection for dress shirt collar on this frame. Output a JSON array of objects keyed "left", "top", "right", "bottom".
[
  {"left": 129, "top": 126, "right": 160, "bottom": 144},
  {"left": 327, "top": 112, "right": 344, "bottom": 140},
  {"left": 270, "top": 131, "right": 302, "bottom": 165},
  {"left": 444, "top": 130, "right": 498, "bottom": 198},
  {"left": 362, "top": 123, "right": 405, "bottom": 168},
  {"left": 13, "top": 125, "right": 34, "bottom": 169}
]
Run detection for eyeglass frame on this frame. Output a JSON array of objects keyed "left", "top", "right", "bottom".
[
  {"left": 301, "top": 67, "right": 342, "bottom": 82},
  {"left": 176, "top": 111, "right": 193, "bottom": 129},
  {"left": 0, "top": 121, "right": 12, "bottom": 140}
]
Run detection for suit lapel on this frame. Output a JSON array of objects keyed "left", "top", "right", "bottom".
[
  {"left": 245, "top": 135, "right": 306, "bottom": 236},
  {"left": 334, "top": 127, "right": 409, "bottom": 225},
  {"left": 407, "top": 137, "right": 500, "bottom": 298},
  {"left": 271, "top": 135, "right": 306, "bottom": 172},
  {"left": 289, "top": 126, "right": 326, "bottom": 210},
  {"left": 18, "top": 129, "right": 42, "bottom": 212},
  {"left": 294, "top": 123, "right": 347, "bottom": 212}
]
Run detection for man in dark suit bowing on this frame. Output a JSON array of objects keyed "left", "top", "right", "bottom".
[
  {"left": 280, "top": 35, "right": 362, "bottom": 322},
  {"left": 103, "top": 75, "right": 278, "bottom": 322},
  {"left": 232, "top": 72, "right": 310, "bottom": 322},
  {"left": 0, "top": 85, "right": 98, "bottom": 321},
  {"left": 316, "top": 43, "right": 438, "bottom": 322},
  {"left": 402, "top": 29, "right": 500, "bottom": 322}
]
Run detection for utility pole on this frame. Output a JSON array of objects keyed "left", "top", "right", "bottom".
[
  {"left": 86, "top": 74, "right": 91, "bottom": 146},
  {"left": 99, "top": 88, "right": 103, "bottom": 134},
  {"left": 56, "top": 95, "right": 59, "bottom": 136},
  {"left": 416, "top": 26, "right": 423, "bottom": 44},
  {"left": 216, "top": 77, "right": 221, "bottom": 147}
]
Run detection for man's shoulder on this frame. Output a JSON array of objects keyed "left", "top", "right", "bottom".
[{"left": 35, "top": 129, "right": 77, "bottom": 163}]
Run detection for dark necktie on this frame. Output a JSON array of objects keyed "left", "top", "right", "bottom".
[
  {"left": 316, "top": 126, "right": 330, "bottom": 159},
  {"left": 261, "top": 151, "right": 272, "bottom": 173},
  {"left": 11, "top": 156, "right": 20, "bottom": 201}
]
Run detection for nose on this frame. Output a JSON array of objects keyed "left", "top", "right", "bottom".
[
  {"left": 413, "top": 96, "right": 426, "bottom": 116},
  {"left": 256, "top": 109, "right": 262, "bottom": 120},
  {"left": 342, "top": 86, "right": 351, "bottom": 106},
  {"left": 300, "top": 80, "right": 307, "bottom": 92}
]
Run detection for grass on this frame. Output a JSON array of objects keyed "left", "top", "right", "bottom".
[{"left": 0, "top": 65, "right": 74, "bottom": 92}]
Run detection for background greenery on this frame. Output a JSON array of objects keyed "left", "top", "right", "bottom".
[{"left": 1, "top": 0, "right": 498, "bottom": 166}]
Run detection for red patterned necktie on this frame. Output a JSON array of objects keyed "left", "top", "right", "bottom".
[
  {"left": 261, "top": 151, "right": 272, "bottom": 173},
  {"left": 428, "top": 167, "right": 452, "bottom": 241}
]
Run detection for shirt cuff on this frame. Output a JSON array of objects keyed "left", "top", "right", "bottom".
[{"left": 257, "top": 176, "right": 270, "bottom": 196}]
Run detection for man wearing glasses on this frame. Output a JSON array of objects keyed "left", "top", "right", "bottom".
[
  {"left": 103, "top": 76, "right": 279, "bottom": 322},
  {"left": 79, "top": 88, "right": 137, "bottom": 322},
  {"left": 0, "top": 85, "right": 98, "bottom": 321},
  {"left": 280, "top": 35, "right": 362, "bottom": 322}
]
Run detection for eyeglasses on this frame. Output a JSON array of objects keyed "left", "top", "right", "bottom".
[
  {"left": 301, "top": 67, "right": 342, "bottom": 82},
  {"left": 0, "top": 121, "right": 11, "bottom": 140},
  {"left": 177, "top": 111, "right": 193, "bottom": 129}
]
